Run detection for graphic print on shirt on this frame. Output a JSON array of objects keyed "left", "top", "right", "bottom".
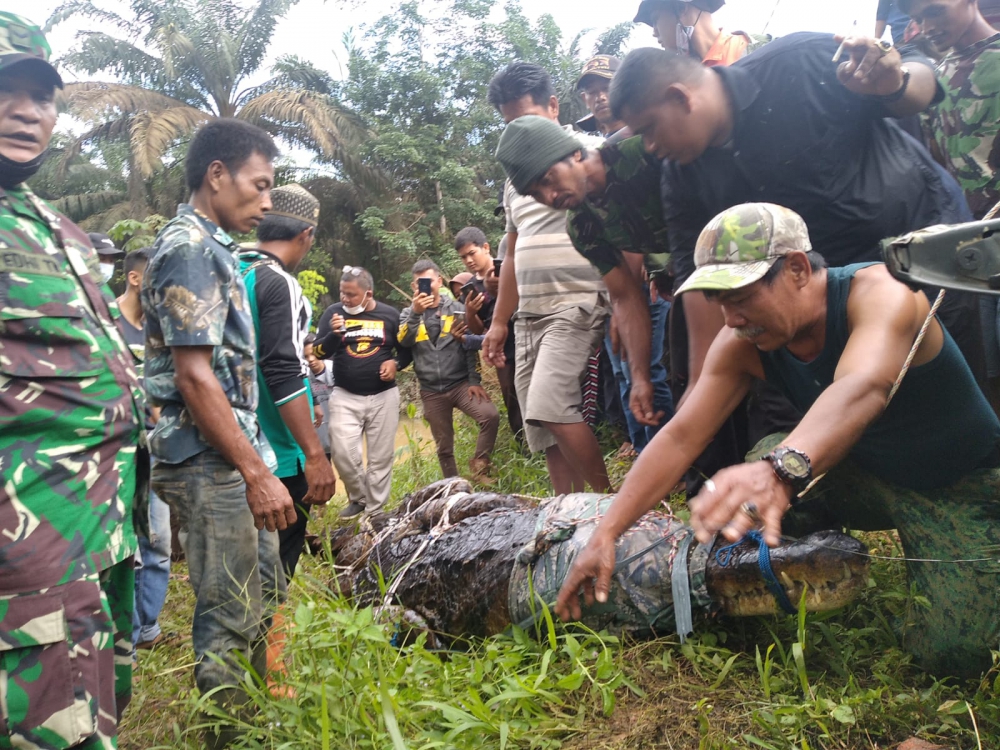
[{"left": 344, "top": 318, "right": 389, "bottom": 358}]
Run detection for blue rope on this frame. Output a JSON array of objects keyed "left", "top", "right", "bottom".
[{"left": 714, "top": 530, "right": 798, "bottom": 615}]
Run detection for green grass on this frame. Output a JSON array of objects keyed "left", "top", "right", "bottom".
[{"left": 119, "top": 404, "right": 1000, "bottom": 749}]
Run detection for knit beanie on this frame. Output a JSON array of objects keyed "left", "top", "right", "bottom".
[{"left": 495, "top": 115, "right": 582, "bottom": 194}]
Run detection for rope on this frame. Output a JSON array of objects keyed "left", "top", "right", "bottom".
[
  {"left": 715, "top": 530, "right": 798, "bottom": 615},
  {"left": 783, "top": 536, "right": 999, "bottom": 565},
  {"left": 885, "top": 288, "right": 946, "bottom": 407}
]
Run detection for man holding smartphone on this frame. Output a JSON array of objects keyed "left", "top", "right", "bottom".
[
  {"left": 399, "top": 260, "right": 499, "bottom": 482},
  {"left": 454, "top": 226, "right": 524, "bottom": 441}
]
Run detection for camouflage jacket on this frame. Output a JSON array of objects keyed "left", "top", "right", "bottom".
[
  {"left": 142, "top": 204, "right": 273, "bottom": 468},
  {"left": 567, "top": 135, "right": 671, "bottom": 280},
  {"left": 925, "top": 33, "right": 1000, "bottom": 219},
  {"left": 0, "top": 185, "right": 144, "bottom": 595}
]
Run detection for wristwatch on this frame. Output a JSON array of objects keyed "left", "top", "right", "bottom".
[{"left": 763, "top": 447, "right": 813, "bottom": 499}]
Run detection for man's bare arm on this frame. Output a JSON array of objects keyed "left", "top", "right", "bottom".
[
  {"left": 483, "top": 232, "right": 519, "bottom": 367},
  {"left": 172, "top": 346, "right": 295, "bottom": 531},
  {"left": 603, "top": 262, "right": 659, "bottom": 425},
  {"left": 677, "top": 291, "right": 726, "bottom": 409},
  {"left": 277, "top": 394, "right": 337, "bottom": 505},
  {"left": 691, "top": 267, "right": 940, "bottom": 544}
]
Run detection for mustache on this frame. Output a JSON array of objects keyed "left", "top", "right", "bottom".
[{"left": 733, "top": 325, "right": 766, "bottom": 340}]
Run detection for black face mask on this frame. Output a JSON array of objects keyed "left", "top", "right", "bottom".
[{"left": 0, "top": 149, "right": 47, "bottom": 190}]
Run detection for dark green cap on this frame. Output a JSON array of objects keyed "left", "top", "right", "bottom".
[
  {"left": 0, "top": 12, "right": 62, "bottom": 89},
  {"left": 495, "top": 116, "right": 581, "bottom": 195}
]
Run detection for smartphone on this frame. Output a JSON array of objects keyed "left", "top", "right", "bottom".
[
  {"left": 460, "top": 280, "right": 476, "bottom": 301},
  {"left": 417, "top": 277, "right": 432, "bottom": 296},
  {"left": 493, "top": 259, "right": 503, "bottom": 276},
  {"left": 453, "top": 311, "right": 465, "bottom": 325}
]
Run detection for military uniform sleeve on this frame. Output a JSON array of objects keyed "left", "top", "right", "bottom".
[
  {"left": 567, "top": 206, "right": 622, "bottom": 277},
  {"left": 254, "top": 266, "right": 309, "bottom": 405},
  {"left": 150, "top": 239, "right": 232, "bottom": 347}
]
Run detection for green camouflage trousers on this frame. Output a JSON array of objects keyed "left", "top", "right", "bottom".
[
  {"left": 0, "top": 561, "right": 134, "bottom": 749},
  {"left": 749, "top": 434, "right": 1000, "bottom": 677}
]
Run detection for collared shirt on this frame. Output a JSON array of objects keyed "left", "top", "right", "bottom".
[
  {"left": 702, "top": 29, "right": 750, "bottom": 67},
  {"left": 504, "top": 124, "right": 608, "bottom": 318},
  {"left": 142, "top": 204, "right": 272, "bottom": 467},
  {"left": 661, "top": 32, "right": 959, "bottom": 288},
  {"left": 238, "top": 248, "right": 312, "bottom": 479},
  {"left": 924, "top": 33, "right": 1000, "bottom": 220},
  {"left": 568, "top": 135, "right": 671, "bottom": 279},
  {"left": 0, "top": 185, "right": 143, "bottom": 594}
]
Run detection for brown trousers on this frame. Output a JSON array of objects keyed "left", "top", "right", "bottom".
[{"left": 421, "top": 382, "right": 499, "bottom": 477}]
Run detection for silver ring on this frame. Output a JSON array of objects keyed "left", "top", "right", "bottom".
[
  {"left": 740, "top": 501, "right": 761, "bottom": 525},
  {"left": 703, "top": 479, "right": 717, "bottom": 493}
]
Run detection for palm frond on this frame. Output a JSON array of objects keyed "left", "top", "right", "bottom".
[
  {"left": 62, "top": 82, "right": 194, "bottom": 121},
  {"left": 236, "top": 0, "right": 298, "bottom": 77},
  {"left": 45, "top": 1, "right": 139, "bottom": 35},
  {"left": 238, "top": 89, "right": 367, "bottom": 157},
  {"left": 594, "top": 22, "right": 635, "bottom": 57},
  {"left": 60, "top": 32, "right": 168, "bottom": 86},
  {"left": 53, "top": 117, "right": 132, "bottom": 180},
  {"left": 130, "top": 107, "right": 210, "bottom": 177}
]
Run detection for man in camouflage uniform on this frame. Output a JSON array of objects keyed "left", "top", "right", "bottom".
[
  {"left": 142, "top": 118, "right": 294, "bottom": 745},
  {"left": 908, "top": 0, "right": 1000, "bottom": 220},
  {"left": 0, "top": 13, "right": 145, "bottom": 749},
  {"left": 557, "top": 203, "right": 1000, "bottom": 677}
]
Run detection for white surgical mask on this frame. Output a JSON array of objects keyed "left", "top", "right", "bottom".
[
  {"left": 99, "top": 262, "right": 115, "bottom": 282},
  {"left": 343, "top": 294, "right": 369, "bottom": 316}
]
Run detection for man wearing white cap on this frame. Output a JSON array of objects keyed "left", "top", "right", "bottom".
[{"left": 556, "top": 202, "right": 1000, "bottom": 678}]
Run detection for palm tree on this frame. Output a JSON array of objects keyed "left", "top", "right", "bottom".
[{"left": 46, "top": 0, "right": 374, "bottom": 226}]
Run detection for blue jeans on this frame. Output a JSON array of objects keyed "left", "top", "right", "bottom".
[
  {"left": 132, "top": 489, "right": 171, "bottom": 645},
  {"left": 604, "top": 296, "right": 674, "bottom": 452},
  {"left": 152, "top": 450, "right": 286, "bottom": 696}
]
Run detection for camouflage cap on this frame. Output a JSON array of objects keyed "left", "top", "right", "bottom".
[
  {"left": 266, "top": 183, "right": 320, "bottom": 227},
  {"left": 675, "top": 203, "right": 812, "bottom": 295},
  {"left": 0, "top": 12, "right": 63, "bottom": 89}
]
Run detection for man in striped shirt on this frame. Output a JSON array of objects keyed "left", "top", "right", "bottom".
[{"left": 484, "top": 62, "right": 613, "bottom": 494}]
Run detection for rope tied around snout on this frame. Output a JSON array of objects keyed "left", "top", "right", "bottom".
[{"left": 716, "top": 530, "right": 798, "bottom": 615}]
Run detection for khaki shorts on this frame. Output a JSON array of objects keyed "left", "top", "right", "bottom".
[{"left": 513, "top": 305, "right": 607, "bottom": 452}]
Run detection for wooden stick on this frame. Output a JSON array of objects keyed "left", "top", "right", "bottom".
[{"left": 384, "top": 279, "right": 413, "bottom": 301}]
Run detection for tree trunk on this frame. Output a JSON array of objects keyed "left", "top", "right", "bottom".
[{"left": 435, "top": 180, "right": 447, "bottom": 237}]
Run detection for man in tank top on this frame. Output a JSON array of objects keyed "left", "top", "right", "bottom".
[{"left": 556, "top": 202, "right": 1000, "bottom": 679}]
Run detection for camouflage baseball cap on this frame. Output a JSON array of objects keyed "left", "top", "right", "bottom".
[
  {"left": 0, "top": 12, "right": 63, "bottom": 89},
  {"left": 675, "top": 203, "right": 812, "bottom": 295},
  {"left": 266, "top": 183, "right": 320, "bottom": 227}
]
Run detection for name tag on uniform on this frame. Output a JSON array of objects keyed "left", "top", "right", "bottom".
[{"left": 0, "top": 247, "right": 63, "bottom": 277}]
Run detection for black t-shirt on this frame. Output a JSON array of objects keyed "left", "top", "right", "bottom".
[
  {"left": 117, "top": 312, "right": 156, "bottom": 430},
  {"left": 316, "top": 301, "right": 401, "bottom": 395},
  {"left": 661, "top": 32, "right": 965, "bottom": 288}
]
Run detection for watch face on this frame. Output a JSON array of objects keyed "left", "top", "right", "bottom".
[{"left": 780, "top": 451, "right": 810, "bottom": 479}]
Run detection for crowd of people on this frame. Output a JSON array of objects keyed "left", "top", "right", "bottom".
[{"left": 3, "top": 0, "right": 1000, "bottom": 746}]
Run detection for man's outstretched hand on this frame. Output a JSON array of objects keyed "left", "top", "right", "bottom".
[
  {"left": 689, "top": 461, "right": 792, "bottom": 548},
  {"left": 554, "top": 532, "right": 617, "bottom": 622}
]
